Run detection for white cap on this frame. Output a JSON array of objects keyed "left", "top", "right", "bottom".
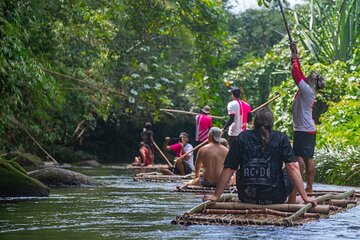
[{"left": 209, "top": 127, "right": 222, "bottom": 143}]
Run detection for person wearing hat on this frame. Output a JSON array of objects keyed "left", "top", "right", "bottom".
[
  {"left": 222, "top": 86, "right": 252, "bottom": 145},
  {"left": 186, "top": 127, "right": 234, "bottom": 187},
  {"left": 290, "top": 42, "right": 326, "bottom": 194},
  {"left": 195, "top": 105, "right": 213, "bottom": 146},
  {"left": 161, "top": 132, "right": 194, "bottom": 175}
]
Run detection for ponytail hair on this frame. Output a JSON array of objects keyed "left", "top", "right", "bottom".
[{"left": 254, "top": 107, "right": 274, "bottom": 150}]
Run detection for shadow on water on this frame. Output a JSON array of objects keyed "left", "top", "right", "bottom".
[{"left": 0, "top": 165, "right": 359, "bottom": 240}]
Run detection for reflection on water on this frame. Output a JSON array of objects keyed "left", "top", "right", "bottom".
[{"left": 0, "top": 165, "right": 359, "bottom": 240}]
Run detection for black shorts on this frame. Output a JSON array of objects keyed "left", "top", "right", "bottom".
[
  {"left": 282, "top": 169, "right": 294, "bottom": 197},
  {"left": 293, "top": 131, "right": 316, "bottom": 158},
  {"left": 199, "top": 177, "right": 217, "bottom": 187},
  {"left": 172, "top": 163, "right": 193, "bottom": 175}
]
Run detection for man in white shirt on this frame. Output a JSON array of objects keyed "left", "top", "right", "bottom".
[{"left": 222, "top": 86, "right": 252, "bottom": 145}]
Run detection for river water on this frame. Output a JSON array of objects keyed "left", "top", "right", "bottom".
[{"left": 0, "top": 165, "right": 359, "bottom": 240}]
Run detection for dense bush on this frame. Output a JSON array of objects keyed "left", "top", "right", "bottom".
[{"left": 315, "top": 146, "right": 360, "bottom": 186}]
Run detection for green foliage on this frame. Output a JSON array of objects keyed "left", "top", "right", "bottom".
[
  {"left": 315, "top": 146, "right": 360, "bottom": 186},
  {"left": 224, "top": 38, "right": 291, "bottom": 108},
  {"left": 317, "top": 98, "right": 359, "bottom": 147},
  {"left": 293, "top": 0, "right": 360, "bottom": 64},
  {"left": 226, "top": 7, "right": 288, "bottom": 67},
  {"left": 0, "top": 0, "right": 231, "bottom": 154},
  {"left": 257, "top": 0, "right": 272, "bottom": 8}
]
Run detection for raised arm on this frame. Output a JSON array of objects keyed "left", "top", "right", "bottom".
[{"left": 290, "top": 42, "right": 305, "bottom": 86}]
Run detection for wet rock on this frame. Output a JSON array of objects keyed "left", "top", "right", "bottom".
[
  {"left": 28, "top": 167, "right": 102, "bottom": 188},
  {"left": 0, "top": 159, "right": 50, "bottom": 197}
]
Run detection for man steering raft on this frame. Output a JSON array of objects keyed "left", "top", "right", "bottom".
[
  {"left": 290, "top": 42, "right": 326, "bottom": 194},
  {"left": 160, "top": 132, "right": 194, "bottom": 175},
  {"left": 203, "top": 108, "right": 317, "bottom": 206}
]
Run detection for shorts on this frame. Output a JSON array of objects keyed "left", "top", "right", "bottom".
[
  {"left": 172, "top": 163, "right": 193, "bottom": 175},
  {"left": 293, "top": 131, "right": 316, "bottom": 158},
  {"left": 199, "top": 177, "right": 217, "bottom": 187},
  {"left": 239, "top": 169, "right": 293, "bottom": 205},
  {"left": 282, "top": 169, "right": 294, "bottom": 197}
]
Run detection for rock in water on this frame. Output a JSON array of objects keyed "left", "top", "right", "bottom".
[
  {"left": 0, "top": 160, "right": 50, "bottom": 197},
  {"left": 28, "top": 167, "right": 102, "bottom": 188}
]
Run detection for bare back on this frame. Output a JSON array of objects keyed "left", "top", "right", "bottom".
[{"left": 196, "top": 143, "right": 228, "bottom": 183}]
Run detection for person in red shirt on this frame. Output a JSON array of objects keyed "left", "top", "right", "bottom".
[
  {"left": 160, "top": 132, "right": 194, "bottom": 175},
  {"left": 195, "top": 105, "right": 213, "bottom": 145},
  {"left": 131, "top": 141, "right": 152, "bottom": 166}
]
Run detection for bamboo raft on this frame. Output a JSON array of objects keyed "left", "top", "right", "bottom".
[
  {"left": 174, "top": 184, "right": 237, "bottom": 194},
  {"left": 172, "top": 189, "right": 360, "bottom": 226},
  {"left": 126, "top": 164, "right": 169, "bottom": 170},
  {"left": 134, "top": 172, "right": 195, "bottom": 183}
]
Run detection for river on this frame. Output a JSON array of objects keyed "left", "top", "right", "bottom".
[{"left": 1, "top": 165, "right": 359, "bottom": 239}]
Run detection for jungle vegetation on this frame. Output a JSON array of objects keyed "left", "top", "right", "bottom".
[{"left": 0, "top": 0, "right": 359, "bottom": 186}]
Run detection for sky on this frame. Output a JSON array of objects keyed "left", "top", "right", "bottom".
[{"left": 227, "top": 0, "right": 306, "bottom": 14}]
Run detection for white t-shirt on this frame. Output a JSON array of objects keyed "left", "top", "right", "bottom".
[
  {"left": 227, "top": 100, "right": 242, "bottom": 136},
  {"left": 227, "top": 99, "right": 251, "bottom": 136},
  {"left": 183, "top": 144, "right": 194, "bottom": 171},
  {"left": 293, "top": 81, "right": 316, "bottom": 132}
]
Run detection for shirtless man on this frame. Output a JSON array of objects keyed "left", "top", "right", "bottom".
[{"left": 187, "top": 127, "right": 233, "bottom": 187}]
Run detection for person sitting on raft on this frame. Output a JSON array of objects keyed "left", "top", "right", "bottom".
[
  {"left": 131, "top": 141, "right": 152, "bottom": 166},
  {"left": 203, "top": 107, "right": 317, "bottom": 206},
  {"left": 160, "top": 132, "right": 194, "bottom": 175},
  {"left": 187, "top": 127, "right": 234, "bottom": 187}
]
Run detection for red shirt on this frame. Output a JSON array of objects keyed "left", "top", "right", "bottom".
[
  {"left": 140, "top": 146, "right": 151, "bottom": 166},
  {"left": 195, "top": 114, "right": 212, "bottom": 141}
]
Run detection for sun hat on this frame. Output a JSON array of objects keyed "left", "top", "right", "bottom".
[{"left": 201, "top": 105, "right": 211, "bottom": 114}]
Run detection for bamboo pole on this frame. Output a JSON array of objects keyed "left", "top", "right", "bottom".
[
  {"left": 152, "top": 140, "right": 173, "bottom": 167},
  {"left": 208, "top": 202, "right": 330, "bottom": 214},
  {"left": 185, "top": 194, "right": 236, "bottom": 215},
  {"left": 175, "top": 140, "right": 208, "bottom": 162},
  {"left": 284, "top": 189, "right": 355, "bottom": 224},
  {"left": 251, "top": 95, "right": 280, "bottom": 113},
  {"left": 202, "top": 208, "right": 320, "bottom": 218},
  {"left": 11, "top": 118, "right": 58, "bottom": 164},
  {"left": 278, "top": 0, "right": 294, "bottom": 44},
  {"left": 308, "top": 191, "right": 360, "bottom": 198},
  {"left": 159, "top": 109, "right": 225, "bottom": 119},
  {"left": 135, "top": 172, "right": 162, "bottom": 177}
]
